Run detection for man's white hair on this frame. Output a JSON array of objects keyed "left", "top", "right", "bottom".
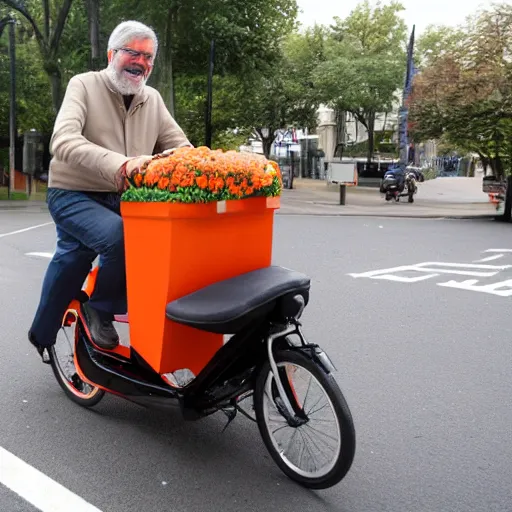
[{"left": 107, "top": 20, "right": 158, "bottom": 57}]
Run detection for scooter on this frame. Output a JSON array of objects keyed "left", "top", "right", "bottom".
[
  {"left": 380, "top": 165, "right": 418, "bottom": 203},
  {"left": 49, "top": 262, "right": 356, "bottom": 490}
]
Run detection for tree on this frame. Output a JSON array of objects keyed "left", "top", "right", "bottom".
[
  {"left": 102, "top": 0, "right": 299, "bottom": 114},
  {"left": 0, "top": 4, "right": 54, "bottom": 135},
  {"left": 415, "top": 24, "right": 465, "bottom": 69},
  {"left": 1, "top": 0, "right": 75, "bottom": 112},
  {"left": 409, "top": 3, "right": 512, "bottom": 179},
  {"left": 312, "top": 0, "right": 407, "bottom": 162},
  {"left": 0, "top": 0, "right": 303, "bottom": 151},
  {"left": 229, "top": 38, "right": 322, "bottom": 158}
]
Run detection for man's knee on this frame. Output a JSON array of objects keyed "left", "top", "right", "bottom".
[{"left": 104, "top": 216, "right": 125, "bottom": 257}]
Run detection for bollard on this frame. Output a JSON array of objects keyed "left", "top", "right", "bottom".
[{"left": 339, "top": 184, "right": 346, "bottom": 205}]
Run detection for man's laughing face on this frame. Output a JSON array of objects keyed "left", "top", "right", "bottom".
[{"left": 107, "top": 38, "right": 155, "bottom": 96}]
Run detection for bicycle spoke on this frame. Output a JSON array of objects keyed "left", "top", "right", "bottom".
[
  {"left": 308, "top": 401, "right": 330, "bottom": 417},
  {"left": 305, "top": 390, "right": 324, "bottom": 416},
  {"left": 298, "top": 428, "right": 320, "bottom": 473},
  {"left": 300, "top": 371, "right": 314, "bottom": 411},
  {"left": 304, "top": 424, "right": 339, "bottom": 451}
]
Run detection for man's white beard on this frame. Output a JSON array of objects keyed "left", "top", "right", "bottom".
[{"left": 106, "top": 62, "right": 148, "bottom": 96}]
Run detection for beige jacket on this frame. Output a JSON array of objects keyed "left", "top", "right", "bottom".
[{"left": 48, "top": 69, "right": 191, "bottom": 192}]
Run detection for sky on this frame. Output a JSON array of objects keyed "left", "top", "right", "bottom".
[{"left": 296, "top": 0, "right": 498, "bottom": 36}]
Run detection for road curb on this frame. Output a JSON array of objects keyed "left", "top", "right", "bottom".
[{"left": 277, "top": 212, "right": 497, "bottom": 219}]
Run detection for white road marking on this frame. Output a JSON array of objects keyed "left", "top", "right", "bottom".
[
  {"left": 348, "top": 262, "right": 511, "bottom": 283},
  {"left": 26, "top": 252, "right": 54, "bottom": 259},
  {"left": 0, "top": 222, "right": 53, "bottom": 239},
  {"left": 0, "top": 445, "right": 103, "bottom": 512},
  {"left": 475, "top": 254, "right": 504, "bottom": 262},
  {"left": 438, "top": 279, "right": 512, "bottom": 297},
  {"left": 348, "top": 250, "right": 512, "bottom": 298}
]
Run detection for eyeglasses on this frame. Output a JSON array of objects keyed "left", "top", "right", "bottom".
[{"left": 115, "top": 47, "right": 154, "bottom": 63}]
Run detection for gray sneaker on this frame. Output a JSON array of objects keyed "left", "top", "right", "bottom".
[{"left": 82, "top": 303, "right": 119, "bottom": 350}]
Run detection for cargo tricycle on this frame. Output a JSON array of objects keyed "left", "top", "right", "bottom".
[{"left": 48, "top": 193, "right": 356, "bottom": 490}]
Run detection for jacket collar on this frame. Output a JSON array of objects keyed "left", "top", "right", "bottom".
[{"left": 99, "top": 68, "right": 149, "bottom": 108}]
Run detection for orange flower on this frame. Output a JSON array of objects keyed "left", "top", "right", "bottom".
[
  {"left": 215, "top": 177, "right": 224, "bottom": 191},
  {"left": 180, "top": 172, "right": 195, "bottom": 188},
  {"left": 171, "top": 170, "right": 184, "bottom": 186},
  {"left": 252, "top": 175, "right": 261, "bottom": 190},
  {"left": 158, "top": 176, "right": 170, "bottom": 190},
  {"left": 144, "top": 170, "right": 160, "bottom": 187},
  {"left": 208, "top": 176, "right": 217, "bottom": 192},
  {"left": 196, "top": 174, "right": 208, "bottom": 189},
  {"left": 229, "top": 184, "right": 241, "bottom": 196},
  {"left": 261, "top": 174, "right": 274, "bottom": 187},
  {"left": 126, "top": 146, "right": 281, "bottom": 202}
]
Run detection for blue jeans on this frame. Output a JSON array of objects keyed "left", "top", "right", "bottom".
[{"left": 29, "top": 188, "right": 127, "bottom": 347}]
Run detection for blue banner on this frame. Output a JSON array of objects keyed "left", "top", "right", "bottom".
[{"left": 399, "top": 26, "right": 416, "bottom": 166}]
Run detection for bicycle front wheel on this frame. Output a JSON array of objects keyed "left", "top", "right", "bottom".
[{"left": 254, "top": 349, "right": 355, "bottom": 489}]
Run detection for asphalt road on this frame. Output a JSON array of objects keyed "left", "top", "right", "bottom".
[{"left": 1, "top": 209, "right": 511, "bottom": 512}]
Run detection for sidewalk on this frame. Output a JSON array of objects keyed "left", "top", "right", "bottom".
[
  {"left": 0, "top": 200, "right": 48, "bottom": 212},
  {"left": 0, "top": 177, "right": 500, "bottom": 219},
  {"left": 279, "top": 178, "right": 498, "bottom": 218}
]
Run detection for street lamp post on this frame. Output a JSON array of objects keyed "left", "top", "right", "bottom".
[{"left": 0, "top": 15, "right": 16, "bottom": 199}]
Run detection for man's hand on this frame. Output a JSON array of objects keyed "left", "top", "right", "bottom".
[
  {"left": 154, "top": 145, "right": 194, "bottom": 159},
  {"left": 115, "top": 155, "right": 153, "bottom": 192},
  {"left": 125, "top": 155, "right": 153, "bottom": 178}
]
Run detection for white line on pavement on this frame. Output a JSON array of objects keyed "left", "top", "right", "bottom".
[
  {"left": 26, "top": 252, "right": 54, "bottom": 258},
  {"left": 0, "top": 446, "right": 104, "bottom": 512},
  {"left": 0, "top": 222, "right": 53, "bottom": 239},
  {"left": 475, "top": 254, "right": 504, "bottom": 262}
]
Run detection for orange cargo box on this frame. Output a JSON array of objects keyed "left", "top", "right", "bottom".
[{"left": 120, "top": 196, "right": 280, "bottom": 375}]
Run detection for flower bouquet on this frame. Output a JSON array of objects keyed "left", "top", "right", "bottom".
[{"left": 121, "top": 146, "right": 282, "bottom": 203}]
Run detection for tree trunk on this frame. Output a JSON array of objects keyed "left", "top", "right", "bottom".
[
  {"left": 495, "top": 156, "right": 504, "bottom": 181},
  {"left": 86, "top": 0, "right": 101, "bottom": 70},
  {"left": 334, "top": 108, "right": 345, "bottom": 158},
  {"left": 154, "top": 7, "right": 176, "bottom": 117},
  {"left": 503, "top": 175, "right": 512, "bottom": 222},
  {"left": 366, "top": 111, "right": 376, "bottom": 164},
  {"left": 477, "top": 152, "right": 489, "bottom": 175},
  {"left": 48, "top": 67, "right": 63, "bottom": 113},
  {"left": 42, "top": 0, "right": 50, "bottom": 39},
  {"left": 494, "top": 130, "right": 504, "bottom": 180},
  {"left": 262, "top": 137, "right": 273, "bottom": 159}
]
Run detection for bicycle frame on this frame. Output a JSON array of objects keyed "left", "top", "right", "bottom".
[{"left": 65, "top": 265, "right": 331, "bottom": 421}]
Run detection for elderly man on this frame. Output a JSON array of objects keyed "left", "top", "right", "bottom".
[{"left": 29, "top": 20, "right": 192, "bottom": 363}]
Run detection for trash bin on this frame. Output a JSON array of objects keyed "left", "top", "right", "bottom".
[{"left": 22, "top": 129, "right": 45, "bottom": 177}]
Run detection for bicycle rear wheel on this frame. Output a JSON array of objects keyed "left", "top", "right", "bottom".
[
  {"left": 254, "top": 349, "right": 355, "bottom": 489},
  {"left": 49, "top": 311, "right": 104, "bottom": 407}
]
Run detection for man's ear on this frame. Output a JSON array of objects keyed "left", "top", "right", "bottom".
[{"left": 107, "top": 49, "right": 114, "bottom": 63}]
